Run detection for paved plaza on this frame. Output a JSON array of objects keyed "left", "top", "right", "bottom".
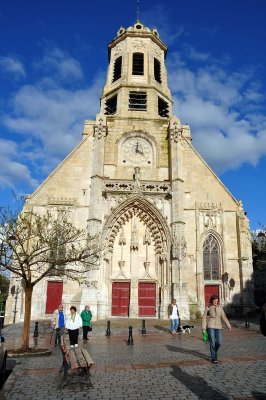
[{"left": 0, "top": 317, "right": 265, "bottom": 400}]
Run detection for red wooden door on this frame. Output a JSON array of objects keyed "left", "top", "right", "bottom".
[
  {"left": 112, "top": 282, "right": 130, "bottom": 316},
  {"left": 204, "top": 285, "right": 219, "bottom": 306},
  {"left": 138, "top": 283, "right": 156, "bottom": 317},
  {"left": 45, "top": 281, "right": 63, "bottom": 314}
]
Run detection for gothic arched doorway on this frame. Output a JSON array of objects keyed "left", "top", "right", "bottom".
[{"left": 102, "top": 195, "right": 171, "bottom": 318}]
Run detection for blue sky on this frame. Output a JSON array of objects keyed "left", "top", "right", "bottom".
[{"left": 0, "top": 0, "right": 265, "bottom": 229}]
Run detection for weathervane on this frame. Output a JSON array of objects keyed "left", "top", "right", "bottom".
[{"left": 137, "top": 0, "right": 140, "bottom": 21}]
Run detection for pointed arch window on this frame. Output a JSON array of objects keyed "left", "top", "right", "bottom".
[
  {"left": 203, "top": 235, "right": 220, "bottom": 280},
  {"left": 113, "top": 56, "right": 122, "bottom": 82},
  {"left": 132, "top": 52, "right": 144, "bottom": 75}
]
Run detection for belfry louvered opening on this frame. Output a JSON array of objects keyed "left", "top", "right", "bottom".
[
  {"left": 154, "top": 58, "right": 162, "bottom": 83},
  {"left": 132, "top": 52, "right": 144, "bottom": 75},
  {"left": 158, "top": 97, "right": 169, "bottom": 117},
  {"left": 105, "top": 94, "right": 117, "bottom": 115},
  {"left": 129, "top": 91, "right": 147, "bottom": 110},
  {"left": 112, "top": 56, "right": 122, "bottom": 82}
]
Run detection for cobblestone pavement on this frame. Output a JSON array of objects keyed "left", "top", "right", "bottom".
[{"left": 0, "top": 318, "right": 266, "bottom": 400}]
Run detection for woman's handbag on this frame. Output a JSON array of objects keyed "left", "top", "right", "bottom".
[
  {"left": 88, "top": 325, "right": 92, "bottom": 332},
  {"left": 203, "top": 330, "right": 208, "bottom": 342}
]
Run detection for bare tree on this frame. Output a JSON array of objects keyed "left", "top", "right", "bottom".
[{"left": 0, "top": 202, "right": 100, "bottom": 351}]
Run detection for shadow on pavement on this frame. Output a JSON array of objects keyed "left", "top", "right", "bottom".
[
  {"left": 154, "top": 325, "right": 170, "bottom": 333},
  {"left": 170, "top": 365, "right": 229, "bottom": 399},
  {"left": 166, "top": 344, "right": 210, "bottom": 361},
  {"left": 251, "top": 391, "right": 266, "bottom": 400}
]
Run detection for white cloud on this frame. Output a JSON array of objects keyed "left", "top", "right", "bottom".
[
  {"left": 0, "top": 139, "right": 38, "bottom": 189},
  {"left": 0, "top": 56, "right": 26, "bottom": 79},
  {"left": 3, "top": 76, "right": 103, "bottom": 160},
  {"left": 168, "top": 53, "right": 266, "bottom": 173},
  {"left": 0, "top": 46, "right": 104, "bottom": 188},
  {"left": 35, "top": 47, "right": 84, "bottom": 82}
]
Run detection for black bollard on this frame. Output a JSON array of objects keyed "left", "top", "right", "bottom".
[
  {"left": 33, "top": 321, "right": 39, "bottom": 337},
  {"left": 106, "top": 320, "right": 111, "bottom": 336},
  {"left": 245, "top": 312, "right": 250, "bottom": 329},
  {"left": 127, "top": 325, "right": 134, "bottom": 345},
  {"left": 141, "top": 319, "right": 147, "bottom": 334}
]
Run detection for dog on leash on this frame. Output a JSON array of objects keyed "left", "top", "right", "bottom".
[{"left": 178, "top": 325, "right": 195, "bottom": 334}]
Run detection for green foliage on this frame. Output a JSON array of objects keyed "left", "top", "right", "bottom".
[{"left": 189, "top": 304, "right": 202, "bottom": 320}]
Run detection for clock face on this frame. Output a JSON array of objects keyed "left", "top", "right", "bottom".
[{"left": 122, "top": 138, "right": 152, "bottom": 164}]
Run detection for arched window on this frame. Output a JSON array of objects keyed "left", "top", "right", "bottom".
[{"left": 203, "top": 235, "right": 220, "bottom": 280}]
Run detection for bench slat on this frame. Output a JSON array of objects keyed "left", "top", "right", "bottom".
[
  {"left": 68, "top": 351, "right": 80, "bottom": 369},
  {"left": 79, "top": 348, "right": 94, "bottom": 367},
  {"left": 66, "top": 347, "right": 94, "bottom": 369},
  {"left": 72, "top": 348, "right": 87, "bottom": 368}
]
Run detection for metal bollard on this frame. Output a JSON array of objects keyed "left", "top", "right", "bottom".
[
  {"left": 141, "top": 319, "right": 147, "bottom": 334},
  {"left": 33, "top": 321, "right": 39, "bottom": 337},
  {"left": 106, "top": 320, "right": 111, "bottom": 336},
  {"left": 245, "top": 312, "right": 250, "bottom": 329},
  {"left": 127, "top": 325, "right": 134, "bottom": 345}
]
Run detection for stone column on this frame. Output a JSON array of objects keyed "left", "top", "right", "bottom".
[
  {"left": 129, "top": 218, "right": 139, "bottom": 317},
  {"left": 86, "top": 114, "right": 107, "bottom": 318},
  {"left": 87, "top": 114, "right": 108, "bottom": 237},
  {"left": 168, "top": 117, "right": 189, "bottom": 319}
]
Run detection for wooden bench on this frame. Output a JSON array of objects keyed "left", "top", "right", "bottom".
[{"left": 59, "top": 340, "right": 94, "bottom": 388}]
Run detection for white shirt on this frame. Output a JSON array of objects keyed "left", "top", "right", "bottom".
[
  {"left": 170, "top": 305, "right": 179, "bottom": 320},
  {"left": 65, "top": 313, "right": 82, "bottom": 330}
]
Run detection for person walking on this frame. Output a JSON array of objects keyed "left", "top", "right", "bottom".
[
  {"left": 65, "top": 306, "right": 82, "bottom": 348},
  {"left": 81, "top": 305, "right": 92, "bottom": 341},
  {"left": 168, "top": 299, "right": 180, "bottom": 335},
  {"left": 51, "top": 304, "right": 66, "bottom": 346},
  {"left": 202, "top": 294, "right": 231, "bottom": 363}
]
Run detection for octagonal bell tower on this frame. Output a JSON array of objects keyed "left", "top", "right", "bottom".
[{"left": 101, "top": 21, "right": 173, "bottom": 120}]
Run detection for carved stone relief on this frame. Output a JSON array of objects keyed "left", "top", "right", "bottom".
[
  {"left": 113, "top": 41, "right": 125, "bottom": 57},
  {"left": 170, "top": 122, "right": 183, "bottom": 143},
  {"left": 196, "top": 202, "right": 223, "bottom": 235},
  {"left": 131, "top": 40, "right": 147, "bottom": 51},
  {"left": 104, "top": 199, "right": 168, "bottom": 255},
  {"left": 94, "top": 117, "right": 108, "bottom": 139},
  {"left": 151, "top": 43, "right": 162, "bottom": 59}
]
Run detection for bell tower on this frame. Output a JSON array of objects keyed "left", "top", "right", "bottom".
[{"left": 101, "top": 21, "right": 173, "bottom": 120}]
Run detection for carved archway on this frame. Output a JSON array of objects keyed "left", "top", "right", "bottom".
[{"left": 102, "top": 194, "right": 171, "bottom": 255}]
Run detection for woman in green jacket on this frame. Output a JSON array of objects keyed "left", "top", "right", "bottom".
[{"left": 80, "top": 305, "right": 92, "bottom": 340}]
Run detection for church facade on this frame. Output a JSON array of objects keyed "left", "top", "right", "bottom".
[{"left": 5, "top": 21, "right": 253, "bottom": 324}]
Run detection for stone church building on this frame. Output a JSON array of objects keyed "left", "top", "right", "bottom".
[{"left": 5, "top": 21, "right": 253, "bottom": 323}]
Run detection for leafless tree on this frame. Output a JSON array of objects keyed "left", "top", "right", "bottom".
[{"left": 0, "top": 201, "right": 100, "bottom": 351}]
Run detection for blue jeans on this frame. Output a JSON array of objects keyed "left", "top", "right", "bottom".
[
  {"left": 170, "top": 319, "right": 179, "bottom": 332},
  {"left": 207, "top": 328, "right": 222, "bottom": 361}
]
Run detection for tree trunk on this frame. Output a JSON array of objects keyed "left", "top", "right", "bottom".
[{"left": 22, "top": 285, "right": 33, "bottom": 351}]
